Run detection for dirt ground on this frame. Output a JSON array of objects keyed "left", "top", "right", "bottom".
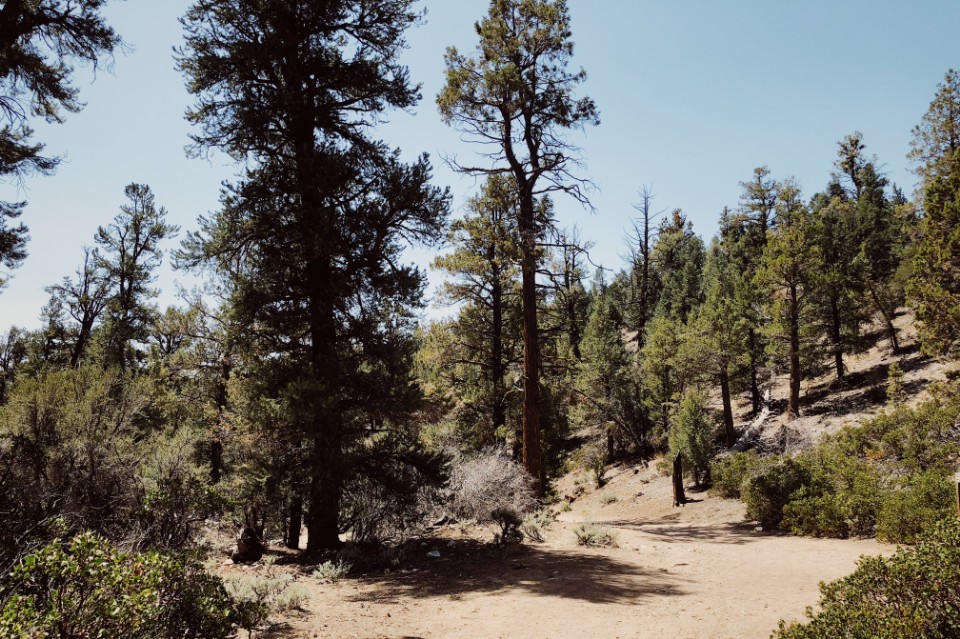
[
  {"left": 220, "top": 311, "right": 948, "bottom": 639},
  {"left": 234, "top": 466, "right": 888, "bottom": 639}
]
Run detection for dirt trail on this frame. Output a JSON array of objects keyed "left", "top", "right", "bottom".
[
  {"left": 255, "top": 466, "right": 888, "bottom": 639},
  {"left": 243, "top": 314, "right": 948, "bottom": 638}
]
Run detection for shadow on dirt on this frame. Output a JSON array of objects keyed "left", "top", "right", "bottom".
[
  {"left": 602, "top": 519, "right": 771, "bottom": 546},
  {"left": 346, "top": 540, "right": 685, "bottom": 604}
]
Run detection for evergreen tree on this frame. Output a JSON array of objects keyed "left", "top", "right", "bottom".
[
  {"left": 835, "top": 133, "right": 905, "bottom": 354},
  {"left": 734, "top": 167, "right": 779, "bottom": 412},
  {"left": 696, "top": 216, "right": 750, "bottom": 446},
  {"left": 756, "top": 182, "right": 823, "bottom": 418},
  {"left": 95, "top": 184, "right": 177, "bottom": 372},
  {"left": 46, "top": 247, "right": 111, "bottom": 368},
  {"left": 0, "top": 326, "right": 27, "bottom": 404},
  {"left": 438, "top": 0, "right": 598, "bottom": 491},
  {"left": 432, "top": 175, "right": 522, "bottom": 450},
  {"left": 668, "top": 387, "right": 714, "bottom": 486},
  {"left": 576, "top": 283, "right": 646, "bottom": 454},
  {"left": 0, "top": 0, "right": 121, "bottom": 274},
  {"left": 178, "top": 0, "right": 450, "bottom": 551},
  {"left": 809, "top": 183, "right": 863, "bottom": 382},
  {"left": 909, "top": 70, "right": 960, "bottom": 355},
  {"left": 639, "top": 315, "right": 691, "bottom": 441},
  {"left": 651, "top": 209, "right": 705, "bottom": 324}
]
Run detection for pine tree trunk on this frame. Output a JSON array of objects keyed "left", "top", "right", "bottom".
[
  {"left": 518, "top": 187, "right": 543, "bottom": 494},
  {"left": 830, "top": 294, "right": 844, "bottom": 382},
  {"left": 869, "top": 285, "right": 900, "bottom": 355},
  {"left": 520, "top": 236, "right": 543, "bottom": 494},
  {"left": 306, "top": 452, "right": 342, "bottom": 551},
  {"left": 285, "top": 493, "right": 302, "bottom": 550},
  {"left": 491, "top": 263, "right": 506, "bottom": 442},
  {"left": 304, "top": 243, "right": 343, "bottom": 551},
  {"left": 748, "top": 329, "right": 762, "bottom": 413},
  {"left": 720, "top": 368, "right": 735, "bottom": 447},
  {"left": 788, "top": 286, "right": 801, "bottom": 419}
]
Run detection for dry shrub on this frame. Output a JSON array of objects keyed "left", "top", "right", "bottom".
[{"left": 448, "top": 447, "right": 538, "bottom": 527}]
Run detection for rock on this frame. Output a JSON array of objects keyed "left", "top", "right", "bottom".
[{"left": 426, "top": 550, "right": 441, "bottom": 559}]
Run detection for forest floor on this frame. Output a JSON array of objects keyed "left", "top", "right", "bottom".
[
  {"left": 237, "top": 467, "right": 887, "bottom": 639},
  {"left": 217, "top": 309, "right": 953, "bottom": 639}
]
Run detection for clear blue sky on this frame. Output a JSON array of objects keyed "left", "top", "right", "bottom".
[{"left": 2, "top": 0, "right": 958, "bottom": 331}]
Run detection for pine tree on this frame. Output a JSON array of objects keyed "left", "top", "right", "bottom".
[
  {"left": 438, "top": 0, "right": 598, "bottom": 491},
  {"left": 809, "top": 184, "right": 863, "bottom": 382},
  {"left": 95, "top": 184, "right": 177, "bottom": 372},
  {"left": 696, "top": 216, "right": 750, "bottom": 446},
  {"left": 756, "top": 182, "right": 823, "bottom": 419},
  {"left": 178, "top": 0, "right": 450, "bottom": 551},
  {"left": 734, "top": 167, "right": 780, "bottom": 412},
  {"left": 432, "top": 175, "right": 522, "bottom": 450},
  {"left": 576, "top": 282, "right": 646, "bottom": 455},
  {"left": 0, "top": 0, "right": 121, "bottom": 275},
  {"left": 908, "top": 70, "right": 960, "bottom": 355},
  {"left": 651, "top": 209, "right": 705, "bottom": 324}
]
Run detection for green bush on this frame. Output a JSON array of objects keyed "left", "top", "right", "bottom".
[
  {"left": 742, "top": 456, "right": 811, "bottom": 529},
  {"left": 781, "top": 451, "right": 884, "bottom": 539},
  {"left": 737, "top": 385, "right": 960, "bottom": 540},
  {"left": 876, "top": 470, "right": 956, "bottom": 544},
  {"left": 710, "top": 451, "right": 769, "bottom": 499},
  {"left": 0, "top": 532, "right": 248, "bottom": 639},
  {"left": 774, "top": 518, "right": 960, "bottom": 639}
]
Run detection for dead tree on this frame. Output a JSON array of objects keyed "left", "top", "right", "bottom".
[{"left": 672, "top": 453, "right": 686, "bottom": 507}]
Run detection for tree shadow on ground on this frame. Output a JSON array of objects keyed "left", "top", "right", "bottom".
[
  {"left": 802, "top": 343, "right": 929, "bottom": 418},
  {"left": 602, "top": 519, "right": 769, "bottom": 546},
  {"left": 346, "top": 540, "right": 685, "bottom": 605}
]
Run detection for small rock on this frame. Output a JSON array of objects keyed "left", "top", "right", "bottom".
[
  {"left": 427, "top": 550, "right": 441, "bottom": 559},
  {"left": 754, "top": 526, "right": 763, "bottom": 532}
]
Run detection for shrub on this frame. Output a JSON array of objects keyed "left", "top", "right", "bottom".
[
  {"left": 781, "top": 451, "right": 885, "bottom": 538},
  {"left": 339, "top": 436, "right": 447, "bottom": 544},
  {"left": 490, "top": 507, "right": 524, "bottom": 546},
  {"left": 573, "top": 523, "right": 617, "bottom": 547},
  {"left": 876, "top": 469, "right": 956, "bottom": 543},
  {"left": 312, "top": 559, "right": 352, "bottom": 582},
  {"left": 710, "top": 451, "right": 769, "bottom": 499},
  {"left": 576, "top": 441, "right": 607, "bottom": 488},
  {"left": 742, "top": 456, "right": 811, "bottom": 529},
  {"left": 0, "top": 532, "right": 244, "bottom": 639},
  {"left": 448, "top": 447, "right": 537, "bottom": 539},
  {"left": 773, "top": 518, "right": 960, "bottom": 639},
  {"left": 520, "top": 510, "right": 554, "bottom": 543}
]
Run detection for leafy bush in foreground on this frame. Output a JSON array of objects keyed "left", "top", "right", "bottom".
[
  {"left": 774, "top": 518, "right": 960, "bottom": 639},
  {"left": 0, "top": 532, "right": 249, "bottom": 639}
]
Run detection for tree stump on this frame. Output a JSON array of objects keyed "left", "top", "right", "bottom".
[
  {"left": 672, "top": 452, "right": 686, "bottom": 507},
  {"left": 230, "top": 526, "right": 266, "bottom": 563}
]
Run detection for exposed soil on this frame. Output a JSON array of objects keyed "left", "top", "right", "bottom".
[
  {"left": 225, "top": 466, "right": 889, "bottom": 639},
  {"left": 217, "top": 310, "right": 953, "bottom": 639},
  {"left": 737, "top": 308, "right": 956, "bottom": 450}
]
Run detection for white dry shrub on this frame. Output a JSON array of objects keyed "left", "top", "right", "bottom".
[{"left": 448, "top": 447, "right": 538, "bottom": 524}]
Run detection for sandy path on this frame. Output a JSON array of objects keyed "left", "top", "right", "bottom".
[{"left": 258, "top": 467, "right": 889, "bottom": 639}]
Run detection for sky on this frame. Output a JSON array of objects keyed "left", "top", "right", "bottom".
[{"left": 2, "top": 0, "right": 959, "bottom": 331}]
